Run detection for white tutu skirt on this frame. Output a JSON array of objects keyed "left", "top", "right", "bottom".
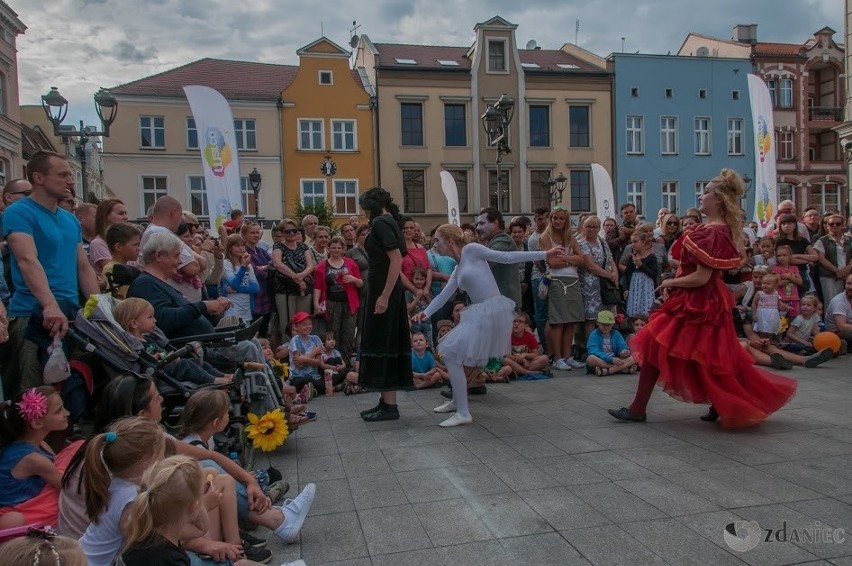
[{"left": 438, "top": 295, "right": 516, "bottom": 367}]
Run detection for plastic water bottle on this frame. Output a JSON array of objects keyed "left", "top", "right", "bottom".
[
  {"left": 324, "top": 369, "right": 334, "bottom": 396},
  {"left": 229, "top": 451, "right": 240, "bottom": 465}
]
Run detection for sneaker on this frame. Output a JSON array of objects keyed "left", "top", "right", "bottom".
[
  {"left": 264, "top": 480, "right": 289, "bottom": 505},
  {"left": 240, "top": 531, "right": 267, "bottom": 550},
  {"left": 804, "top": 348, "right": 833, "bottom": 368},
  {"left": 242, "top": 545, "right": 272, "bottom": 564},
  {"left": 362, "top": 404, "right": 400, "bottom": 422},
  {"left": 468, "top": 385, "right": 487, "bottom": 395},
  {"left": 273, "top": 483, "right": 317, "bottom": 544},
  {"left": 440, "top": 388, "right": 453, "bottom": 400},
  {"left": 566, "top": 357, "right": 586, "bottom": 369},
  {"left": 769, "top": 352, "right": 793, "bottom": 370},
  {"left": 438, "top": 412, "right": 473, "bottom": 427},
  {"left": 434, "top": 400, "right": 457, "bottom": 413},
  {"left": 553, "top": 359, "right": 572, "bottom": 371}
]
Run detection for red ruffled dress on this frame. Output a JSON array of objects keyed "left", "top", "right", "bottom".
[{"left": 632, "top": 224, "right": 797, "bottom": 428}]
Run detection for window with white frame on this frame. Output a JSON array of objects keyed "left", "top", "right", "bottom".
[
  {"left": 487, "top": 39, "right": 507, "bottom": 72},
  {"left": 187, "top": 176, "right": 208, "bottom": 216},
  {"left": 808, "top": 183, "right": 839, "bottom": 212},
  {"left": 331, "top": 120, "right": 356, "bottom": 151},
  {"left": 661, "top": 181, "right": 678, "bottom": 212},
  {"left": 569, "top": 105, "right": 590, "bottom": 148},
  {"left": 626, "top": 115, "right": 644, "bottom": 154},
  {"left": 779, "top": 78, "right": 793, "bottom": 108},
  {"left": 570, "top": 170, "right": 592, "bottom": 212},
  {"left": 443, "top": 104, "right": 466, "bottom": 147},
  {"left": 186, "top": 118, "right": 198, "bottom": 149},
  {"left": 778, "top": 183, "right": 795, "bottom": 207},
  {"left": 626, "top": 181, "right": 645, "bottom": 216},
  {"left": 300, "top": 179, "right": 326, "bottom": 207},
  {"left": 298, "top": 119, "right": 324, "bottom": 150},
  {"left": 333, "top": 180, "right": 358, "bottom": 214},
  {"left": 400, "top": 103, "right": 423, "bottom": 146},
  {"left": 727, "top": 118, "right": 744, "bottom": 155},
  {"left": 694, "top": 117, "right": 711, "bottom": 155},
  {"left": 766, "top": 79, "right": 777, "bottom": 107},
  {"left": 140, "top": 116, "right": 165, "bottom": 148},
  {"left": 777, "top": 130, "right": 794, "bottom": 160},
  {"left": 694, "top": 181, "right": 709, "bottom": 208},
  {"left": 240, "top": 176, "right": 257, "bottom": 216},
  {"left": 447, "top": 169, "right": 469, "bottom": 213},
  {"left": 402, "top": 169, "right": 426, "bottom": 213},
  {"left": 142, "top": 176, "right": 168, "bottom": 212},
  {"left": 319, "top": 70, "right": 333, "bottom": 85},
  {"left": 488, "top": 170, "right": 511, "bottom": 212},
  {"left": 660, "top": 116, "right": 678, "bottom": 155},
  {"left": 234, "top": 119, "right": 256, "bottom": 150}
]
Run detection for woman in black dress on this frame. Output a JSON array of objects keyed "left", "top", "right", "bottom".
[{"left": 358, "top": 187, "right": 413, "bottom": 421}]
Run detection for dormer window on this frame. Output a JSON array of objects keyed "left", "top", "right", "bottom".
[
  {"left": 319, "top": 71, "right": 333, "bottom": 85},
  {"left": 487, "top": 40, "right": 507, "bottom": 72}
]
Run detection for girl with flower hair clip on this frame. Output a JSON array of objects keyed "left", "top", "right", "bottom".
[{"left": 0, "top": 386, "right": 75, "bottom": 530}]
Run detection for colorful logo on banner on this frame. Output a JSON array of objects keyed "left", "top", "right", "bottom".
[
  {"left": 755, "top": 181, "right": 774, "bottom": 230},
  {"left": 757, "top": 115, "right": 771, "bottom": 163},
  {"left": 202, "top": 126, "right": 233, "bottom": 177}
]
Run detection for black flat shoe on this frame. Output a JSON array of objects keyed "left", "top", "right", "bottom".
[
  {"left": 468, "top": 385, "right": 487, "bottom": 395},
  {"left": 607, "top": 407, "right": 647, "bottom": 422},
  {"left": 440, "top": 389, "right": 453, "bottom": 400},
  {"left": 699, "top": 406, "right": 719, "bottom": 422},
  {"left": 360, "top": 397, "right": 385, "bottom": 416},
  {"left": 362, "top": 405, "right": 400, "bottom": 422},
  {"left": 769, "top": 352, "right": 793, "bottom": 370}
]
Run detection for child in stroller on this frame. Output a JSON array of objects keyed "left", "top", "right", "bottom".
[{"left": 114, "top": 298, "right": 233, "bottom": 386}]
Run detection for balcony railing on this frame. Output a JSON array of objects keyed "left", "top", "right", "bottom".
[{"left": 809, "top": 106, "right": 843, "bottom": 121}]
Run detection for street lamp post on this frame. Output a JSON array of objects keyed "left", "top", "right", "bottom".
[
  {"left": 248, "top": 167, "right": 262, "bottom": 222},
  {"left": 544, "top": 172, "right": 568, "bottom": 206},
  {"left": 41, "top": 86, "right": 118, "bottom": 203},
  {"left": 481, "top": 94, "right": 514, "bottom": 209}
]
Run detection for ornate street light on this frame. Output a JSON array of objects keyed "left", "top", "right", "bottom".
[
  {"left": 248, "top": 167, "right": 262, "bottom": 221},
  {"left": 544, "top": 172, "right": 568, "bottom": 206},
  {"left": 41, "top": 86, "right": 118, "bottom": 202},
  {"left": 481, "top": 93, "right": 515, "bottom": 208}
]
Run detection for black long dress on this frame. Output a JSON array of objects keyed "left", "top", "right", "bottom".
[{"left": 358, "top": 214, "right": 413, "bottom": 390}]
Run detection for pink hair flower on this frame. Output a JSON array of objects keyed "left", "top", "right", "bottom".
[{"left": 16, "top": 388, "right": 48, "bottom": 423}]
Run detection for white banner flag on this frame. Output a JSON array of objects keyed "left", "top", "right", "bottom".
[
  {"left": 439, "top": 170, "right": 461, "bottom": 226},
  {"left": 183, "top": 85, "right": 242, "bottom": 230},
  {"left": 591, "top": 163, "right": 616, "bottom": 238},
  {"left": 747, "top": 74, "right": 778, "bottom": 236}
]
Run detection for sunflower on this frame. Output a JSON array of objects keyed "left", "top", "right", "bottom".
[
  {"left": 245, "top": 408, "right": 289, "bottom": 452},
  {"left": 269, "top": 359, "right": 289, "bottom": 379}
]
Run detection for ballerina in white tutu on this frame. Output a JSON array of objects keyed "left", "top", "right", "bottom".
[{"left": 413, "top": 224, "right": 565, "bottom": 427}]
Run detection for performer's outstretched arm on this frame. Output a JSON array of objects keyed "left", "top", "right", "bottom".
[{"left": 423, "top": 269, "right": 459, "bottom": 319}]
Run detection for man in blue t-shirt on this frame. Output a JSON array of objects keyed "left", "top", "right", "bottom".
[{"left": 4, "top": 151, "right": 99, "bottom": 388}]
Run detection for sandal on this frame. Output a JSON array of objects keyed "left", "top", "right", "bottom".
[
  {"left": 628, "top": 364, "right": 639, "bottom": 374},
  {"left": 594, "top": 367, "right": 610, "bottom": 376}
]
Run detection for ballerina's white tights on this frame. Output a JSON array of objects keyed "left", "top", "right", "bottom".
[{"left": 447, "top": 361, "right": 470, "bottom": 417}]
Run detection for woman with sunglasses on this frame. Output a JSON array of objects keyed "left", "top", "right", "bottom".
[
  {"left": 271, "top": 219, "right": 315, "bottom": 343},
  {"left": 655, "top": 213, "right": 681, "bottom": 252},
  {"left": 609, "top": 169, "right": 796, "bottom": 427},
  {"left": 813, "top": 214, "right": 852, "bottom": 304}
]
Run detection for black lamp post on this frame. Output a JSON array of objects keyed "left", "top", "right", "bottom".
[
  {"left": 248, "top": 167, "right": 262, "bottom": 221},
  {"left": 481, "top": 93, "right": 514, "bottom": 208},
  {"left": 41, "top": 86, "right": 118, "bottom": 202},
  {"left": 544, "top": 172, "right": 568, "bottom": 206}
]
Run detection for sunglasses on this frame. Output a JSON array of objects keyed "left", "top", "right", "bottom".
[
  {"left": 828, "top": 222, "right": 844, "bottom": 227},
  {"left": 10, "top": 190, "right": 31, "bottom": 196},
  {"left": 283, "top": 228, "right": 299, "bottom": 234},
  {"left": 665, "top": 221, "right": 679, "bottom": 226}
]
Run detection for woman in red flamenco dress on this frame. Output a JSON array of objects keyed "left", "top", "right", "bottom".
[{"left": 608, "top": 169, "right": 797, "bottom": 427}]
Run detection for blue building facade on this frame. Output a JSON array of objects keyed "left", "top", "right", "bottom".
[{"left": 611, "top": 54, "right": 755, "bottom": 220}]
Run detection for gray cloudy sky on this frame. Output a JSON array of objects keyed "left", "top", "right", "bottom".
[{"left": 14, "top": 0, "right": 843, "bottom": 127}]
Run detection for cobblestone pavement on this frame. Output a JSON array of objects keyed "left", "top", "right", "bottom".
[{"left": 260, "top": 362, "right": 851, "bottom": 565}]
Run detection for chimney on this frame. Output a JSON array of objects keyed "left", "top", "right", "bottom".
[{"left": 733, "top": 24, "right": 758, "bottom": 44}]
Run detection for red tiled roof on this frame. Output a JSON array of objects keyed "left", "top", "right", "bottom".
[
  {"left": 374, "top": 43, "right": 471, "bottom": 69},
  {"left": 373, "top": 43, "right": 602, "bottom": 72},
  {"left": 110, "top": 58, "right": 299, "bottom": 101},
  {"left": 753, "top": 42, "right": 804, "bottom": 56}
]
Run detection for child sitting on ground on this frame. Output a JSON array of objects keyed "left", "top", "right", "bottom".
[
  {"left": 287, "top": 312, "right": 324, "bottom": 397},
  {"left": 102, "top": 223, "right": 141, "bottom": 299},
  {"left": 435, "top": 320, "right": 454, "bottom": 343},
  {"left": 0, "top": 387, "right": 76, "bottom": 529},
  {"left": 626, "top": 314, "right": 648, "bottom": 352},
  {"left": 114, "top": 298, "right": 233, "bottom": 386},
  {"left": 0, "top": 527, "right": 86, "bottom": 566},
  {"left": 411, "top": 332, "right": 447, "bottom": 389},
  {"left": 585, "top": 310, "right": 638, "bottom": 375},
  {"left": 320, "top": 333, "right": 348, "bottom": 391},
  {"left": 783, "top": 294, "right": 820, "bottom": 355},
  {"left": 494, "top": 312, "right": 550, "bottom": 382}
]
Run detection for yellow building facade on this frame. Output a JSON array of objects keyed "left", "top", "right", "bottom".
[{"left": 280, "top": 38, "right": 375, "bottom": 223}]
